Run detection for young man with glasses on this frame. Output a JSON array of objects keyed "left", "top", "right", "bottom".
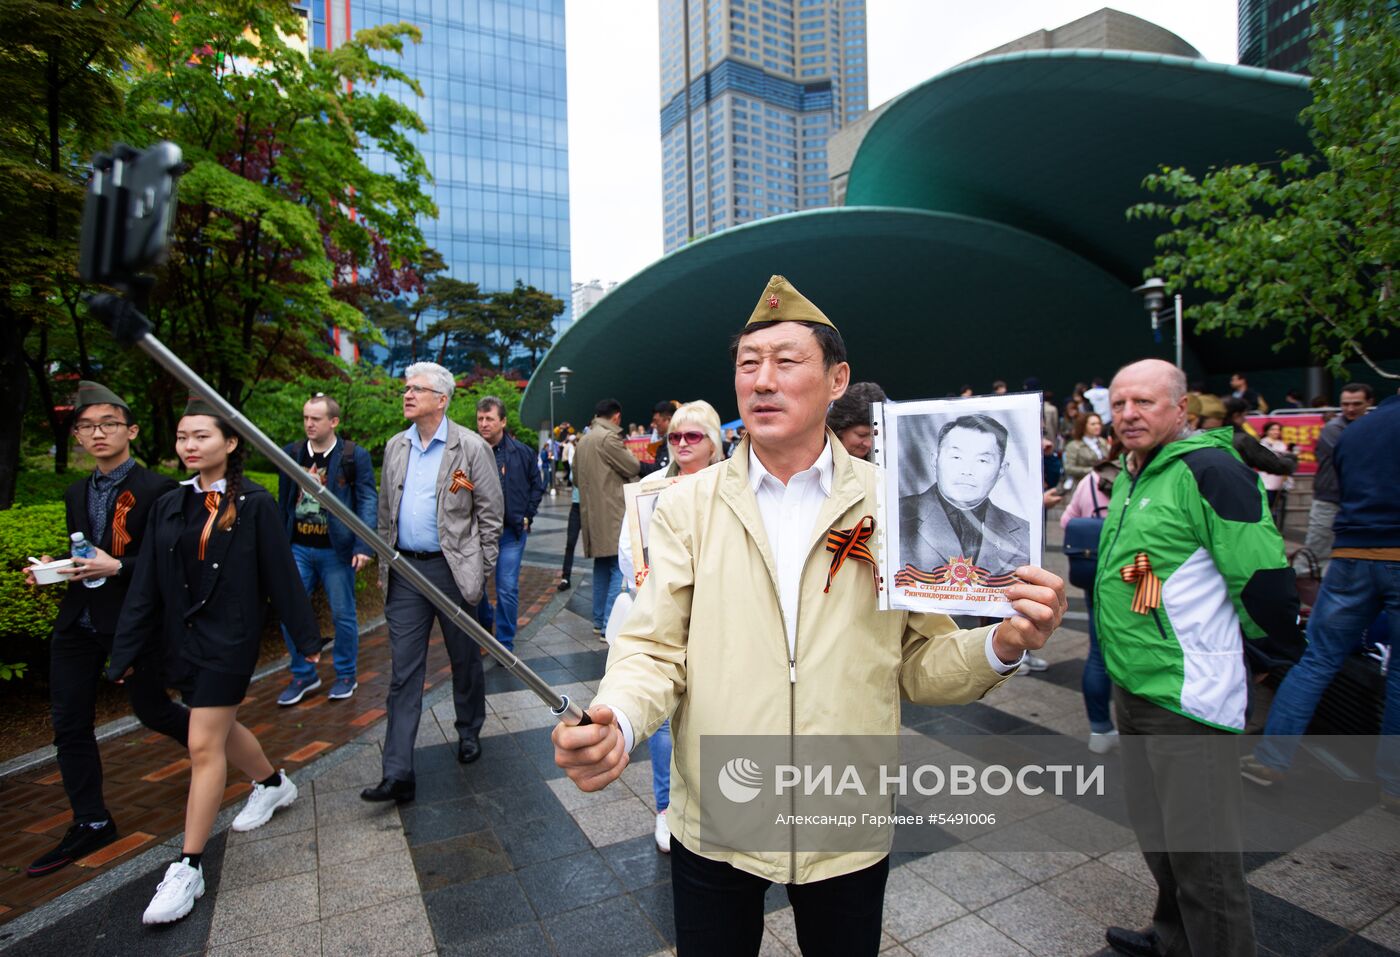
[
  {"left": 275, "top": 393, "right": 378, "bottom": 705},
  {"left": 21, "top": 381, "right": 189, "bottom": 877},
  {"left": 473, "top": 396, "right": 544, "bottom": 659}
]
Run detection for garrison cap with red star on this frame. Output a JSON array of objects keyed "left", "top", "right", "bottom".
[{"left": 745, "top": 275, "right": 837, "bottom": 330}]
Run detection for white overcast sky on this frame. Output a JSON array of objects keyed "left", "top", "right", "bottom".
[{"left": 563, "top": 1, "right": 1238, "bottom": 286}]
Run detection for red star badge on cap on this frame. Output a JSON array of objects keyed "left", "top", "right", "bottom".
[{"left": 767, "top": 295, "right": 780, "bottom": 309}]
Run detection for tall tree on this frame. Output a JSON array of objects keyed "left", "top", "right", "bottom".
[
  {"left": 485, "top": 280, "right": 563, "bottom": 373},
  {"left": 367, "top": 246, "right": 446, "bottom": 373},
  {"left": 112, "top": 0, "right": 436, "bottom": 456},
  {"left": 1128, "top": 0, "right": 1399, "bottom": 378},
  {"left": 0, "top": 0, "right": 147, "bottom": 505},
  {"left": 425, "top": 276, "right": 489, "bottom": 369}
]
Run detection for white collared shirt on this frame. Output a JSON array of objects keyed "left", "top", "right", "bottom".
[
  {"left": 180, "top": 476, "right": 228, "bottom": 494},
  {"left": 748, "top": 442, "right": 834, "bottom": 664}
]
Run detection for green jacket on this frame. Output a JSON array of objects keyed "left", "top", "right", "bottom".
[{"left": 1093, "top": 429, "right": 1298, "bottom": 731}]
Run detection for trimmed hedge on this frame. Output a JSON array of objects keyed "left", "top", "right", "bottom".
[
  {"left": 14, "top": 470, "right": 87, "bottom": 508},
  {"left": 0, "top": 503, "right": 68, "bottom": 677}
]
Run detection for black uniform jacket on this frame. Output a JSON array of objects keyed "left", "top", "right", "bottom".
[
  {"left": 56, "top": 464, "right": 179, "bottom": 634},
  {"left": 108, "top": 482, "right": 321, "bottom": 679}
]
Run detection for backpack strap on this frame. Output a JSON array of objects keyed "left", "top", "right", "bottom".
[{"left": 337, "top": 439, "right": 357, "bottom": 485}]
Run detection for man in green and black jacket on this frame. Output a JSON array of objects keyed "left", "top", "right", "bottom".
[{"left": 1094, "top": 359, "right": 1300, "bottom": 957}]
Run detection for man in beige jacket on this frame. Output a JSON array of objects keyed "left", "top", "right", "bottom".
[
  {"left": 573, "top": 398, "right": 640, "bottom": 634},
  {"left": 554, "top": 276, "right": 1066, "bottom": 955}
]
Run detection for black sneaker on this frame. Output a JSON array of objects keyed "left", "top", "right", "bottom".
[{"left": 27, "top": 819, "right": 118, "bottom": 877}]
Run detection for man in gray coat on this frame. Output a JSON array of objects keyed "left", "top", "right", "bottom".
[{"left": 362, "top": 362, "right": 504, "bottom": 803}]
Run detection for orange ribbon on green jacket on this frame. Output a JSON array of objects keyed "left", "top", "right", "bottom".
[{"left": 1119, "top": 552, "right": 1162, "bottom": 615}]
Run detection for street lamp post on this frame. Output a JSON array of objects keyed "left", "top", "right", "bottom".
[
  {"left": 547, "top": 365, "right": 573, "bottom": 441},
  {"left": 1133, "top": 277, "right": 1184, "bottom": 370}
]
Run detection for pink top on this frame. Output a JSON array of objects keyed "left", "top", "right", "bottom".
[{"left": 1061, "top": 472, "right": 1111, "bottom": 528}]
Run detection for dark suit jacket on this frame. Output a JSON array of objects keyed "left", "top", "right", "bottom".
[
  {"left": 109, "top": 483, "right": 320, "bottom": 679},
  {"left": 277, "top": 438, "right": 379, "bottom": 562},
  {"left": 55, "top": 465, "right": 179, "bottom": 634},
  {"left": 899, "top": 485, "right": 1030, "bottom": 577}
]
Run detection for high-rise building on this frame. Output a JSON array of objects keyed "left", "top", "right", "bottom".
[
  {"left": 309, "top": 0, "right": 574, "bottom": 358},
  {"left": 659, "top": 0, "right": 868, "bottom": 253},
  {"left": 572, "top": 279, "right": 617, "bottom": 319},
  {"left": 1238, "top": 0, "right": 1319, "bottom": 74}
]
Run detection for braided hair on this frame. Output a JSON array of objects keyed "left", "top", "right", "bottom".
[{"left": 209, "top": 416, "right": 246, "bottom": 531}]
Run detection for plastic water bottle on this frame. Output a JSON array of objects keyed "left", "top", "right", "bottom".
[{"left": 69, "top": 532, "right": 106, "bottom": 588}]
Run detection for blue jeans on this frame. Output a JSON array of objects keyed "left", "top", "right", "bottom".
[
  {"left": 1255, "top": 558, "right": 1400, "bottom": 796},
  {"left": 476, "top": 527, "right": 527, "bottom": 651},
  {"left": 1081, "top": 592, "right": 1114, "bottom": 733},
  {"left": 281, "top": 544, "right": 358, "bottom": 681},
  {"left": 649, "top": 718, "right": 672, "bottom": 812},
  {"left": 592, "top": 556, "right": 623, "bottom": 631}
]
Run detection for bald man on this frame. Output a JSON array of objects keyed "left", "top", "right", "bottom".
[{"left": 1093, "top": 359, "right": 1299, "bottom": 957}]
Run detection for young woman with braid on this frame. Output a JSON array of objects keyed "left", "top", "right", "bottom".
[{"left": 108, "top": 398, "right": 322, "bottom": 925}]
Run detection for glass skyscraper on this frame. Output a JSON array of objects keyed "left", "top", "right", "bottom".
[
  {"left": 309, "top": 0, "right": 573, "bottom": 345},
  {"left": 659, "top": 0, "right": 868, "bottom": 252},
  {"left": 1238, "top": 0, "right": 1318, "bottom": 74}
]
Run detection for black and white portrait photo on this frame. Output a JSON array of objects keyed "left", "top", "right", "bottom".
[
  {"left": 624, "top": 475, "right": 681, "bottom": 587},
  {"left": 875, "top": 393, "right": 1043, "bottom": 616}
]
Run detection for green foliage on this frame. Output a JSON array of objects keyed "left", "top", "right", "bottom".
[
  {"left": 1127, "top": 0, "right": 1398, "bottom": 378},
  {"left": 451, "top": 376, "right": 537, "bottom": 449},
  {"left": 243, "top": 471, "right": 278, "bottom": 497},
  {"left": 116, "top": 1, "right": 434, "bottom": 452},
  {"left": 425, "top": 276, "right": 490, "bottom": 369},
  {"left": 242, "top": 364, "right": 406, "bottom": 461},
  {"left": 369, "top": 248, "right": 447, "bottom": 374},
  {"left": 485, "top": 282, "right": 566, "bottom": 373},
  {"left": 0, "top": 505, "right": 68, "bottom": 652},
  {"left": 0, "top": 0, "right": 150, "bottom": 498},
  {"left": 13, "top": 469, "right": 84, "bottom": 509}
]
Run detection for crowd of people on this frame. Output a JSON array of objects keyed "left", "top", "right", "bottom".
[{"left": 18, "top": 274, "right": 1397, "bottom": 954}]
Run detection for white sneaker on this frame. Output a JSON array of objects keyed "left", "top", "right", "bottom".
[
  {"left": 1088, "top": 730, "right": 1120, "bottom": 754},
  {"left": 142, "top": 859, "right": 204, "bottom": 925},
  {"left": 1022, "top": 654, "right": 1048, "bottom": 672},
  {"left": 231, "top": 771, "right": 298, "bottom": 832},
  {"left": 654, "top": 810, "right": 671, "bottom": 853}
]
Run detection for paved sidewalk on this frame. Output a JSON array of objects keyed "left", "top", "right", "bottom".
[
  {"left": 0, "top": 564, "right": 561, "bottom": 927},
  {"left": 5, "top": 501, "right": 1398, "bottom": 956}
]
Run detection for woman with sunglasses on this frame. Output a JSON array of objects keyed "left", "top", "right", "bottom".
[
  {"left": 108, "top": 398, "right": 322, "bottom": 925},
  {"left": 613, "top": 400, "right": 725, "bottom": 852}
]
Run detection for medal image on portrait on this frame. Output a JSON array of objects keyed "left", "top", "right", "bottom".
[{"left": 874, "top": 392, "right": 1044, "bottom": 617}]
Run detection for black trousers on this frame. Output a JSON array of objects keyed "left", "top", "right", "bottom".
[
  {"left": 561, "top": 501, "right": 582, "bottom": 580},
  {"left": 670, "top": 839, "right": 889, "bottom": 957},
  {"left": 50, "top": 624, "right": 190, "bottom": 822}
]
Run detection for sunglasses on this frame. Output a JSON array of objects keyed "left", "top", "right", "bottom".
[{"left": 667, "top": 431, "right": 707, "bottom": 447}]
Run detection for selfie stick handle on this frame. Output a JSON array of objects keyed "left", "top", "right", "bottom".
[{"left": 89, "top": 298, "right": 590, "bottom": 727}]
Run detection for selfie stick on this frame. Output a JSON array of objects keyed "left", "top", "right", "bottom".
[{"left": 80, "top": 143, "right": 589, "bottom": 727}]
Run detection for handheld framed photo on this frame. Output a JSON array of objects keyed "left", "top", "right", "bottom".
[
  {"left": 873, "top": 393, "right": 1044, "bottom": 616},
  {"left": 623, "top": 474, "right": 683, "bottom": 590}
]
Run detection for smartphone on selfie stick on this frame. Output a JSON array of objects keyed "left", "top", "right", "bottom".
[{"left": 77, "top": 142, "right": 590, "bottom": 727}]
